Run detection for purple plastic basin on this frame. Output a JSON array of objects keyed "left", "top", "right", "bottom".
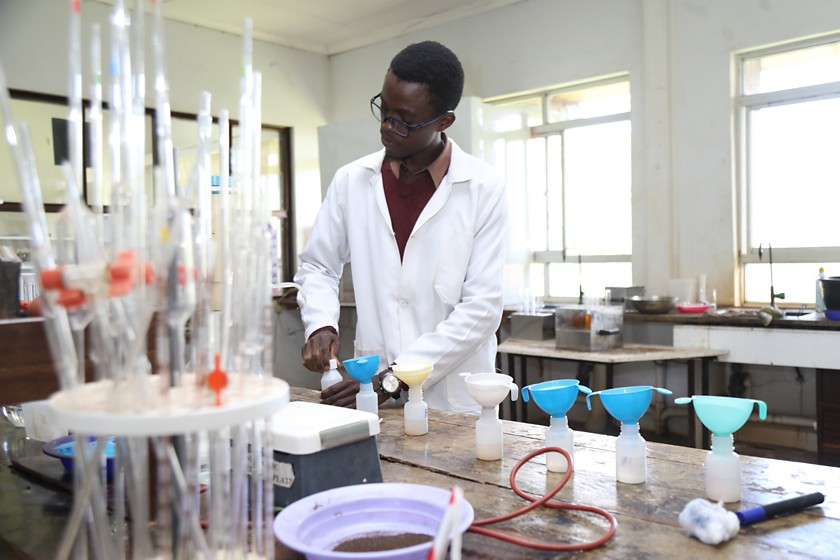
[{"left": 274, "top": 482, "right": 474, "bottom": 560}]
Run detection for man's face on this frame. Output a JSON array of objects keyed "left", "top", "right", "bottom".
[{"left": 376, "top": 70, "right": 453, "bottom": 161}]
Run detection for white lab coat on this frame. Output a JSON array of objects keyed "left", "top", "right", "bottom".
[{"left": 295, "top": 140, "right": 507, "bottom": 413}]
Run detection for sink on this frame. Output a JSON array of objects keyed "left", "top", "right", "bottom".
[{"left": 780, "top": 310, "right": 815, "bottom": 319}]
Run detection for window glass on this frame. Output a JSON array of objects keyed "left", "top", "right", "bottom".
[
  {"left": 546, "top": 135, "right": 563, "bottom": 251},
  {"left": 548, "top": 262, "right": 632, "bottom": 301},
  {"left": 743, "top": 262, "right": 833, "bottom": 304},
  {"left": 493, "top": 97, "right": 543, "bottom": 127},
  {"left": 547, "top": 81, "right": 630, "bottom": 123},
  {"left": 743, "top": 40, "right": 840, "bottom": 95},
  {"left": 562, "top": 121, "right": 632, "bottom": 255},
  {"left": 748, "top": 97, "right": 840, "bottom": 248},
  {"left": 526, "top": 137, "right": 547, "bottom": 252}
]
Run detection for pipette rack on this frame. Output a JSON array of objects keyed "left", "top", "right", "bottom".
[{"left": 0, "top": 0, "right": 289, "bottom": 557}]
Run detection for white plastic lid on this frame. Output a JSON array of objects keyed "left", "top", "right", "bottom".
[
  {"left": 329, "top": 358, "right": 338, "bottom": 370},
  {"left": 270, "top": 401, "right": 380, "bottom": 455}
]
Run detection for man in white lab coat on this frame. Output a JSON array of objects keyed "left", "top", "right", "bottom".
[{"left": 295, "top": 41, "right": 507, "bottom": 413}]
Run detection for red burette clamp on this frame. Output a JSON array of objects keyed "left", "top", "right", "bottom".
[
  {"left": 207, "top": 353, "right": 228, "bottom": 407},
  {"left": 39, "top": 250, "right": 155, "bottom": 309}
]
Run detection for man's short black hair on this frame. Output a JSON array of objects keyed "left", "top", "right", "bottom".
[{"left": 389, "top": 41, "right": 464, "bottom": 114}]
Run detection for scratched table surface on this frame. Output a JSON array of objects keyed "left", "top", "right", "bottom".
[
  {"left": 1, "top": 388, "right": 837, "bottom": 559},
  {"left": 287, "top": 387, "right": 839, "bottom": 560}
]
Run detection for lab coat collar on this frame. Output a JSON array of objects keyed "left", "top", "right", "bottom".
[
  {"left": 361, "top": 140, "right": 472, "bottom": 239},
  {"left": 359, "top": 139, "right": 472, "bottom": 187}
]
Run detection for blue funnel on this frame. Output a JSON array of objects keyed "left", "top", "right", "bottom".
[
  {"left": 342, "top": 354, "right": 380, "bottom": 384},
  {"left": 675, "top": 395, "right": 767, "bottom": 437},
  {"left": 586, "top": 385, "right": 672, "bottom": 424},
  {"left": 522, "top": 380, "right": 591, "bottom": 418}
]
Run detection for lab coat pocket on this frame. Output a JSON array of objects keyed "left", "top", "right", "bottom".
[{"left": 434, "top": 226, "right": 473, "bottom": 306}]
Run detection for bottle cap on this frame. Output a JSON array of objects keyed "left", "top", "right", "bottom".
[{"left": 329, "top": 358, "right": 338, "bottom": 370}]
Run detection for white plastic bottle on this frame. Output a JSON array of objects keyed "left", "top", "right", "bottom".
[
  {"left": 615, "top": 422, "right": 646, "bottom": 484},
  {"left": 546, "top": 416, "right": 574, "bottom": 473},
  {"left": 705, "top": 434, "right": 741, "bottom": 503},
  {"left": 355, "top": 381, "right": 378, "bottom": 415},
  {"left": 475, "top": 406, "right": 503, "bottom": 461},
  {"left": 321, "top": 358, "right": 342, "bottom": 391},
  {"left": 404, "top": 385, "right": 428, "bottom": 436},
  {"left": 816, "top": 267, "right": 826, "bottom": 313}
]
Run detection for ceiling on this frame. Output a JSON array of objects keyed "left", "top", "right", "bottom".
[{"left": 90, "top": 0, "right": 526, "bottom": 56}]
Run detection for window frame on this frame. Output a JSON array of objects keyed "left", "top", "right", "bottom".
[
  {"left": 488, "top": 75, "right": 633, "bottom": 301},
  {"left": 735, "top": 36, "right": 840, "bottom": 304}
]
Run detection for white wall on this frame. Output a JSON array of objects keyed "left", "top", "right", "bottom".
[{"left": 0, "top": 0, "right": 330, "bottom": 257}]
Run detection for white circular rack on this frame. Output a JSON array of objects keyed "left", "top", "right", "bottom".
[{"left": 49, "top": 374, "right": 290, "bottom": 436}]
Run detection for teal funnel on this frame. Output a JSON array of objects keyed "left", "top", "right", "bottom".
[
  {"left": 675, "top": 395, "right": 767, "bottom": 436},
  {"left": 342, "top": 354, "right": 380, "bottom": 384},
  {"left": 522, "top": 380, "right": 591, "bottom": 418},
  {"left": 586, "top": 385, "right": 672, "bottom": 424}
]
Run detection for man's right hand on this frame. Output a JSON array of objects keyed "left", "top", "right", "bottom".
[
  {"left": 302, "top": 327, "right": 339, "bottom": 372},
  {"left": 321, "top": 376, "right": 393, "bottom": 408}
]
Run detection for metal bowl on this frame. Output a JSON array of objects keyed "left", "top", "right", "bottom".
[{"left": 630, "top": 296, "right": 677, "bottom": 315}]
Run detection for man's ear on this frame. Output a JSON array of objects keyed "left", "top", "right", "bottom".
[{"left": 437, "top": 113, "right": 456, "bottom": 132}]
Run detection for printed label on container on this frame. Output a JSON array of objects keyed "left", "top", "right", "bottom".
[{"left": 273, "top": 460, "right": 295, "bottom": 488}]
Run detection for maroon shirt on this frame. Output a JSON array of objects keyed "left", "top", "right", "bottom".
[{"left": 381, "top": 161, "right": 437, "bottom": 260}]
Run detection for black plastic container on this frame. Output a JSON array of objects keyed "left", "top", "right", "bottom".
[{"left": 819, "top": 277, "right": 840, "bottom": 310}]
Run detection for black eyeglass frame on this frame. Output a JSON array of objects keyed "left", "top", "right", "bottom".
[{"left": 370, "top": 93, "right": 453, "bottom": 137}]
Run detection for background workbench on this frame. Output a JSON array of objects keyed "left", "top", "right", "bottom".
[
  {"left": 1, "top": 386, "right": 838, "bottom": 559},
  {"left": 497, "top": 339, "right": 728, "bottom": 450}
]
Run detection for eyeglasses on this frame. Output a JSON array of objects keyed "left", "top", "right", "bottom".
[{"left": 370, "top": 94, "right": 452, "bottom": 137}]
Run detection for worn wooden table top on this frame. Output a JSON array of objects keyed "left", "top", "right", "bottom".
[
  {"left": 290, "top": 387, "right": 839, "bottom": 559},
  {"left": 497, "top": 339, "right": 727, "bottom": 364}
]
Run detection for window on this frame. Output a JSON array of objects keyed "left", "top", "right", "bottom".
[
  {"left": 488, "top": 76, "right": 632, "bottom": 301},
  {"left": 737, "top": 37, "right": 840, "bottom": 305}
]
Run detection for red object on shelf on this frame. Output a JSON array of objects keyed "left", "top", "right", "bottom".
[{"left": 677, "top": 303, "right": 712, "bottom": 314}]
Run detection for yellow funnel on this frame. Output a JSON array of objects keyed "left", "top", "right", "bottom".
[{"left": 392, "top": 361, "right": 433, "bottom": 388}]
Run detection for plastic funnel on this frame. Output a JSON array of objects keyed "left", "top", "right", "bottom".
[
  {"left": 274, "top": 482, "right": 474, "bottom": 560},
  {"left": 343, "top": 354, "right": 380, "bottom": 384},
  {"left": 461, "top": 372, "right": 518, "bottom": 408},
  {"left": 674, "top": 395, "right": 767, "bottom": 436},
  {"left": 586, "top": 385, "right": 672, "bottom": 424},
  {"left": 392, "top": 361, "right": 433, "bottom": 388},
  {"left": 522, "top": 379, "right": 591, "bottom": 418}
]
